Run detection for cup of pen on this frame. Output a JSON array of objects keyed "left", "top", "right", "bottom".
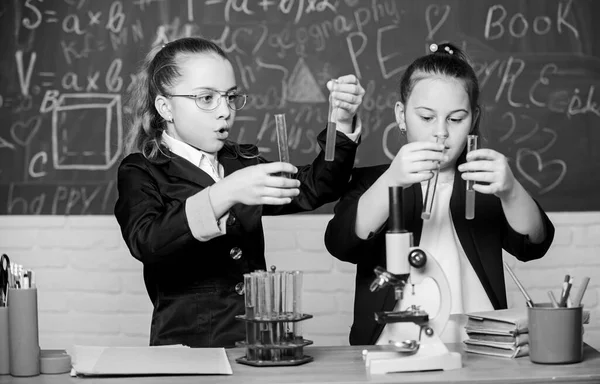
[
  {"left": 0, "top": 305, "right": 9, "bottom": 375},
  {"left": 528, "top": 303, "right": 583, "bottom": 364},
  {"left": 8, "top": 287, "right": 40, "bottom": 376}
]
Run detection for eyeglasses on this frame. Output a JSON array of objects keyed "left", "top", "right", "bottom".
[{"left": 165, "top": 90, "right": 247, "bottom": 111}]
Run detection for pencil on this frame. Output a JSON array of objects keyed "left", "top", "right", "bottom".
[
  {"left": 547, "top": 291, "right": 559, "bottom": 308},
  {"left": 572, "top": 276, "right": 590, "bottom": 307},
  {"left": 503, "top": 261, "right": 534, "bottom": 308}
]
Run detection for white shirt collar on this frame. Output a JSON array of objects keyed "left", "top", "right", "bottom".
[{"left": 162, "top": 131, "right": 217, "bottom": 168}]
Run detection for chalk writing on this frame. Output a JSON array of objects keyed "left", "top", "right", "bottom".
[
  {"left": 425, "top": 4, "right": 450, "bottom": 41},
  {"left": 22, "top": 0, "right": 42, "bottom": 30},
  {"left": 0, "top": 0, "right": 598, "bottom": 214},
  {"left": 516, "top": 149, "right": 566, "bottom": 195},
  {"left": 484, "top": 0, "right": 580, "bottom": 41}
]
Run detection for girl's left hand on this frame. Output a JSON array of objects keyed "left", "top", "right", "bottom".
[
  {"left": 458, "top": 148, "right": 517, "bottom": 199},
  {"left": 327, "top": 75, "right": 365, "bottom": 134}
]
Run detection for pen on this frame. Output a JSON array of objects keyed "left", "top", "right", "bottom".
[
  {"left": 572, "top": 276, "right": 590, "bottom": 307},
  {"left": 558, "top": 277, "right": 573, "bottom": 307},
  {"left": 559, "top": 274, "right": 570, "bottom": 302},
  {"left": 503, "top": 261, "right": 534, "bottom": 308}
]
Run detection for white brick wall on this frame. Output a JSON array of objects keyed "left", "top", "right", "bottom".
[{"left": 1, "top": 213, "right": 599, "bottom": 354}]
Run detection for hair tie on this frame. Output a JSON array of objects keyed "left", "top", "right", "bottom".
[
  {"left": 429, "top": 43, "right": 438, "bottom": 53},
  {"left": 444, "top": 46, "right": 454, "bottom": 55}
]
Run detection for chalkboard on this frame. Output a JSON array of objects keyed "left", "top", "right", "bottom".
[{"left": 1, "top": 0, "right": 599, "bottom": 214}]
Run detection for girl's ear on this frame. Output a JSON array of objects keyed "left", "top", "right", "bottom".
[
  {"left": 155, "top": 95, "right": 173, "bottom": 123},
  {"left": 394, "top": 101, "right": 406, "bottom": 127}
]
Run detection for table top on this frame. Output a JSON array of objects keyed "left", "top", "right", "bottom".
[{"left": 1, "top": 343, "right": 599, "bottom": 384}]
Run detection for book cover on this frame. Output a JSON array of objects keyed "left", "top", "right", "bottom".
[
  {"left": 465, "top": 308, "right": 528, "bottom": 336},
  {"left": 466, "top": 332, "right": 529, "bottom": 346},
  {"left": 463, "top": 341, "right": 529, "bottom": 358}
]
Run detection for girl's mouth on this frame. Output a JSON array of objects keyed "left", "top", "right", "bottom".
[{"left": 216, "top": 128, "right": 229, "bottom": 140}]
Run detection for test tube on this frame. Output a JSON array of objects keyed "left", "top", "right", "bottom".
[
  {"left": 421, "top": 135, "right": 447, "bottom": 220},
  {"left": 283, "top": 272, "right": 294, "bottom": 339},
  {"left": 465, "top": 135, "right": 478, "bottom": 220},
  {"left": 292, "top": 271, "right": 304, "bottom": 359},
  {"left": 275, "top": 114, "right": 291, "bottom": 178},
  {"left": 324, "top": 79, "right": 338, "bottom": 162},
  {"left": 244, "top": 273, "right": 257, "bottom": 360},
  {"left": 292, "top": 271, "right": 303, "bottom": 339},
  {"left": 271, "top": 271, "right": 281, "bottom": 361}
]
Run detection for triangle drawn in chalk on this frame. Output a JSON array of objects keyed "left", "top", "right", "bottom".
[{"left": 286, "top": 58, "right": 326, "bottom": 103}]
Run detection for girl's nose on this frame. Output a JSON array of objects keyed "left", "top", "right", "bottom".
[
  {"left": 216, "top": 96, "right": 231, "bottom": 119},
  {"left": 434, "top": 121, "right": 449, "bottom": 139}
]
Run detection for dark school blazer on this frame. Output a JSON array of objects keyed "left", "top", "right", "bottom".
[
  {"left": 324, "top": 163, "right": 555, "bottom": 346},
  {"left": 114, "top": 129, "right": 358, "bottom": 347}
]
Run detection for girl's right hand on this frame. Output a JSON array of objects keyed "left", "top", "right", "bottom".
[
  {"left": 222, "top": 162, "right": 301, "bottom": 205},
  {"left": 384, "top": 141, "right": 446, "bottom": 187}
]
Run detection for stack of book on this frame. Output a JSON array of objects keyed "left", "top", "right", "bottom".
[
  {"left": 463, "top": 308, "right": 529, "bottom": 358},
  {"left": 464, "top": 307, "right": 592, "bottom": 358}
]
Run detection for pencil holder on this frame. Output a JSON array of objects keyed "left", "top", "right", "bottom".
[
  {"left": 8, "top": 288, "right": 40, "bottom": 376},
  {"left": 0, "top": 306, "right": 9, "bottom": 375},
  {"left": 528, "top": 303, "right": 583, "bottom": 364}
]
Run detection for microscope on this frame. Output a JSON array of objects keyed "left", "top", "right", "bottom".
[{"left": 364, "top": 186, "right": 462, "bottom": 374}]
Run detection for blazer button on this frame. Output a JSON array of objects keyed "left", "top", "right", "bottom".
[
  {"left": 226, "top": 215, "right": 236, "bottom": 226},
  {"left": 234, "top": 282, "right": 244, "bottom": 295},
  {"left": 230, "top": 247, "right": 242, "bottom": 260}
]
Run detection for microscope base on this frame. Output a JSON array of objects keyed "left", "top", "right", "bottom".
[{"left": 365, "top": 347, "right": 462, "bottom": 375}]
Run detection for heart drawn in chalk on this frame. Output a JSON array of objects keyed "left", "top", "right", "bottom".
[
  {"left": 425, "top": 5, "right": 450, "bottom": 41},
  {"left": 10, "top": 116, "right": 42, "bottom": 146},
  {"left": 516, "top": 148, "right": 567, "bottom": 195}
]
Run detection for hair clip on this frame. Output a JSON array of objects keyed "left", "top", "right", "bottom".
[
  {"left": 429, "top": 43, "right": 438, "bottom": 53},
  {"left": 444, "top": 46, "right": 454, "bottom": 55}
]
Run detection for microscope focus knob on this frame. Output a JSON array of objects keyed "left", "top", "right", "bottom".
[{"left": 408, "top": 249, "right": 427, "bottom": 269}]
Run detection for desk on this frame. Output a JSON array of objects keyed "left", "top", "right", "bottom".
[{"left": 1, "top": 344, "right": 599, "bottom": 384}]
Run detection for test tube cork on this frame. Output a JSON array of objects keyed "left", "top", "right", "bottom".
[
  {"left": 274, "top": 114, "right": 291, "bottom": 178},
  {"left": 465, "top": 135, "right": 478, "bottom": 220},
  {"left": 324, "top": 79, "right": 338, "bottom": 162}
]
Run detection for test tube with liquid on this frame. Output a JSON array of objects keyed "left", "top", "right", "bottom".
[
  {"left": 465, "top": 135, "right": 478, "bottom": 220},
  {"left": 324, "top": 79, "right": 338, "bottom": 162},
  {"left": 275, "top": 114, "right": 291, "bottom": 178},
  {"left": 283, "top": 272, "right": 294, "bottom": 342},
  {"left": 421, "top": 135, "right": 447, "bottom": 220},
  {"left": 271, "top": 271, "right": 282, "bottom": 361},
  {"left": 292, "top": 271, "right": 304, "bottom": 359},
  {"left": 244, "top": 273, "right": 257, "bottom": 360}
]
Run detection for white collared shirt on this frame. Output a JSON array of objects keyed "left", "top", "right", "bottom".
[{"left": 162, "top": 132, "right": 228, "bottom": 241}]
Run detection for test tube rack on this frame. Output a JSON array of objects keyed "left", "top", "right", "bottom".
[
  {"left": 235, "top": 268, "right": 313, "bottom": 367},
  {"left": 235, "top": 312, "right": 314, "bottom": 366}
]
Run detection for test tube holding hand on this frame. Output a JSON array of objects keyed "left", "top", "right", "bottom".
[
  {"left": 465, "top": 135, "right": 478, "bottom": 220},
  {"left": 275, "top": 114, "right": 291, "bottom": 178},
  {"left": 324, "top": 79, "right": 338, "bottom": 162},
  {"left": 421, "top": 135, "right": 447, "bottom": 220}
]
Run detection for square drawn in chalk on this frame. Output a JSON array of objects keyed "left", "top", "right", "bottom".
[{"left": 52, "top": 94, "right": 123, "bottom": 170}]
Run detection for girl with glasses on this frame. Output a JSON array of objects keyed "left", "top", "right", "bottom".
[{"left": 114, "top": 37, "right": 365, "bottom": 348}]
